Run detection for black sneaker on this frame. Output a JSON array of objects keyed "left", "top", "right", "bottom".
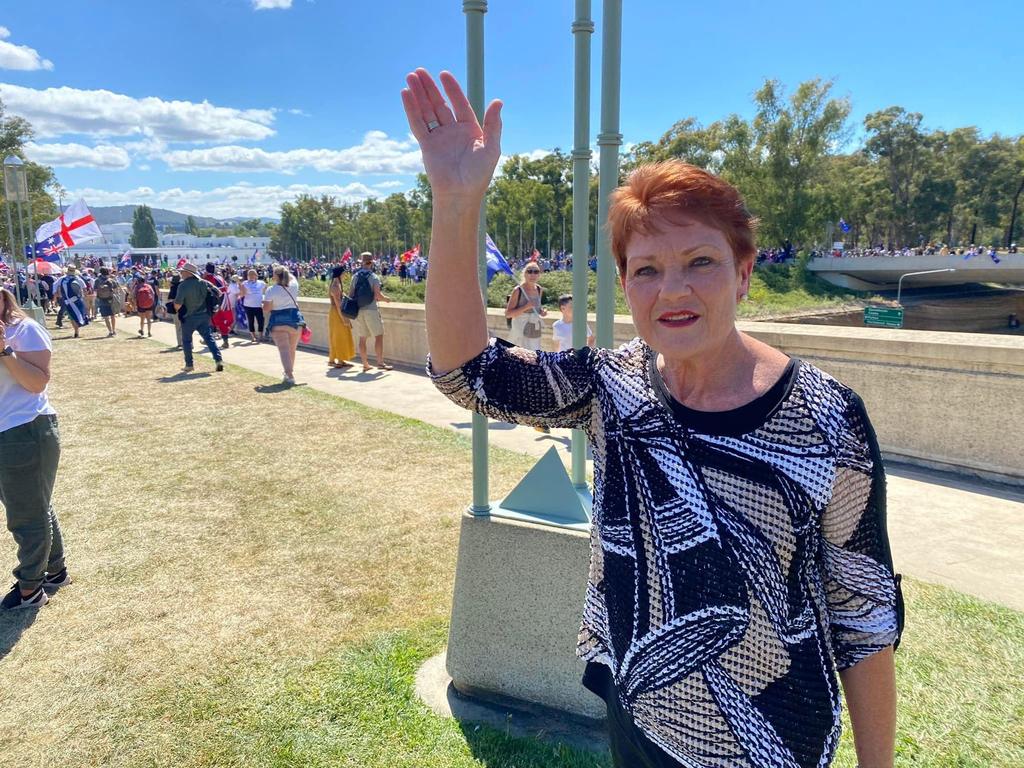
[
  {"left": 0, "top": 583, "right": 48, "bottom": 611},
  {"left": 42, "top": 568, "right": 72, "bottom": 591},
  {"left": 215, "top": 362, "right": 224, "bottom": 372}
]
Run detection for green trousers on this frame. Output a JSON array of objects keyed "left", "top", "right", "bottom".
[{"left": 0, "top": 414, "right": 64, "bottom": 591}]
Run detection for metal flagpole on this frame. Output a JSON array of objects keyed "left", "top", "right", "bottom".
[
  {"left": 465, "top": 0, "right": 490, "bottom": 514},
  {"left": 595, "top": 0, "right": 622, "bottom": 349},
  {"left": 571, "top": 0, "right": 593, "bottom": 490}
]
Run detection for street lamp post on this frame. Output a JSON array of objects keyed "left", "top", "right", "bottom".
[
  {"left": 896, "top": 268, "right": 956, "bottom": 306},
  {"left": 3, "top": 156, "right": 28, "bottom": 301}
]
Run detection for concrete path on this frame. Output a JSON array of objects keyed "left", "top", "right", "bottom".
[{"left": 144, "top": 321, "right": 1024, "bottom": 613}]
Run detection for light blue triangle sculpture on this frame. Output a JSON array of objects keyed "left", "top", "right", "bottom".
[{"left": 493, "top": 446, "right": 592, "bottom": 530}]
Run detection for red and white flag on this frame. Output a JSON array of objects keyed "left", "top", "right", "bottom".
[
  {"left": 341, "top": 247, "right": 352, "bottom": 264},
  {"left": 35, "top": 198, "right": 103, "bottom": 248},
  {"left": 176, "top": 257, "right": 187, "bottom": 269},
  {"left": 401, "top": 244, "right": 421, "bottom": 263}
]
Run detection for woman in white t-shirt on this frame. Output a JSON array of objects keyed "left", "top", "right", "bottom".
[
  {"left": 239, "top": 269, "right": 267, "bottom": 342},
  {"left": 262, "top": 266, "right": 303, "bottom": 385},
  {"left": 0, "top": 287, "right": 70, "bottom": 611}
]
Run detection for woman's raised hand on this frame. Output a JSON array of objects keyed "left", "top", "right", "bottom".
[{"left": 401, "top": 69, "right": 502, "bottom": 204}]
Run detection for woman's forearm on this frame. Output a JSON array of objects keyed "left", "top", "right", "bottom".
[
  {"left": 1, "top": 353, "right": 49, "bottom": 394},
  {"left": 839, "top": 646, "right": 896, "bottom": 768},
  {"left": 425, "top": 198, "right": 490, "bottom": 373}
]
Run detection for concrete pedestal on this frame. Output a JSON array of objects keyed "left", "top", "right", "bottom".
[{"left": 444, "top": 509, "right": 605, "bottom": 722}]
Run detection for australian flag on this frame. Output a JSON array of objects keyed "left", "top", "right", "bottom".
[
  {"left": 839, "top": 218, "right": 851, "bottom": 233},
  {"left": 28, "top": 233, "right": 65, "bottom": 263},
  {"left": 485, "top": 234, "right": 513, "bottom": 284}
]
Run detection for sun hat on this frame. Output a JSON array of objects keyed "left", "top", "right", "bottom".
[{"left": 179, "top": 262, "right": 202, "bottom": 278}]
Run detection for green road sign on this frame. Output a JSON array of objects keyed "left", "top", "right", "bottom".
[{"left": 864, "top": 306, "right": 904, "bottom": 329}]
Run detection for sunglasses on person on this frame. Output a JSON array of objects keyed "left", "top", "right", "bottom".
[{"left": 525, "top": 269, "right": 541, "bottom": 274}]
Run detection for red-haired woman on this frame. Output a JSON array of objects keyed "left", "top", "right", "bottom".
[{"left": 403, "top": 69, "right": 903, "bottom": 768}]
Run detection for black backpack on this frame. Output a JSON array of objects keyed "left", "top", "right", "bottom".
[
  {"left": 353, "top": 270, "right": 375, "bottom": 308},
  {"left": 204, "top": 281, "right": 223, "bottom": 315}
]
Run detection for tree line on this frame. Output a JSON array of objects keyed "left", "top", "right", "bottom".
[{"left": 272, "top": 78, "right": 1024, "bottom": 260}]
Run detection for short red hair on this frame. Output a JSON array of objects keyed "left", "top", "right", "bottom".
[{"left": 608, "top": 160, "right": 758, "bottom": 274}]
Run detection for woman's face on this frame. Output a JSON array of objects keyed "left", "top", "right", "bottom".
[
  {"left": 621, "top": 215, "right": 752, "bottom": 363},
  {"left": 523, "top": 265, "right": 541, "bottom": 284},
  {"left": 248, "top": 270, "right": 257, "bottom": 281}
]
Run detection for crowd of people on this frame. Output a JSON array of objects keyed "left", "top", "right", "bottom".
[
  {"left": 817, "top": 242, "right": 1017, "bottom": 259},
  {"left": 0, "top": 249, "right": 401, "bottom": 385}
]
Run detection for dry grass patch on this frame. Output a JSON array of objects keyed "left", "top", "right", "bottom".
[{"left": 0, "top": 322, "right": 533, "bottom": 766}]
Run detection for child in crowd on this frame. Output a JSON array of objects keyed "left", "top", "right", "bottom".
[{"left": 551, "top": 294, "right": 594, "bottom": 352}]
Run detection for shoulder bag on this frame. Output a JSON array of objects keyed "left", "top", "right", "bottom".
[{"left": 341, "top": 273, "right": 362, "bottom": 319}]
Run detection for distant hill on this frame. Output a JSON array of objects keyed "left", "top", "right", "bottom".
[{"left": 87, "top": 206, "right": 277, "bottom": 230}]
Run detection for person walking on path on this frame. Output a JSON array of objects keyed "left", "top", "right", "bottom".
[
  {"left": 173, "top": 263, "right": 223, "bottom": 374},
  {"left": 94, "top": 267, "right": 119, "bottom": 337},
  {"left": 133, "top": 276, "right": 156, "bottom": 337},
  {"left": 82, "top": 269, "right": 96, "bottom": 320},
  {"left": 165, "top": 272, "right": 183, "bottom": 349},
  {"left": 349, "top": 252, "right": 393, "bottom": 372},
  {"left": 505, "top": 261, "right": 546, "bottom": 350},
  {"left": 262, "top": 266, "right": 304, "bottom": 385},
  {"left": 54, "top": 266, "right": 89, "bottom": 338},
  {"left": 239, "top": 269, "right": 266, "bottom": 343},
  {"left": 404, "top": 69, "right": 902, "bottom": 768},
  {"left": 0, "top": 287, "right": 70, "bottom": 611},
  {"left": 327, "top": 266, "right": 355, "bottom": 369}
]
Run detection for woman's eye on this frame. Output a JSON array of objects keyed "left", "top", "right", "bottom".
[
  {"left": 692, "top": 257, "right": 712, "bottom": 267},
  {"left": 634, "top": 265, "right": 655, "bottom": 277}
]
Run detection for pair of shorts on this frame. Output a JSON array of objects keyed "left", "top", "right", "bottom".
[
  {"left": 98, "top": 300, "right": 114, "bottom": 317},
  {"left": 351, "top": 306, "right": 384, "bottom": 338}
]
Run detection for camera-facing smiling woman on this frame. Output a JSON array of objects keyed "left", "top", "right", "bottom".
[{"left": 403, "top": 68, "right": 903, "bottom": 768}]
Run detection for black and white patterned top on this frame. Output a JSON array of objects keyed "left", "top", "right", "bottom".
[{"left": 431, "top": 337, "right": 904, "bottom": 768}]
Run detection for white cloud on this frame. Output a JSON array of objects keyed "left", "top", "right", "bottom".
[
  {"left": 252, "top": 0, "right": 293, "bottom": 9},
  {"left": 373, "top": 181, "right": 406, "bottom": 190},
  {"left": 0, "top": 27, "right": 53, "bottom": 71},
  {"left": 24, "top": 141, "right": 131, "bottom": 170},
  {"left": 66, "top": 181, "right": 380, "bottom": 219},
  {"left": 287, "top": 108, "right": 310, "bottom": 117},
  {"left": 494, "top": 149, "right": 556, "bottom": 177},
  {"left": 160, "top": 130, "right": 423, "bottom": 175},
  {"left": 0, "top": 83, "right": 276, "bottom": 142}
]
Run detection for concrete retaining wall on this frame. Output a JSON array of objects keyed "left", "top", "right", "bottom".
[{"left": 298, "top": 298, "right": 1024, "bottom": 482}]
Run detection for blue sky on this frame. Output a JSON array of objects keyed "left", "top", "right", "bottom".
[{"left": 1, "top": 0, "right": 1021, "bottom": 219}]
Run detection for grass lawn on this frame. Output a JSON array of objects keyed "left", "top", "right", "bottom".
[
  {"left": 300, "top": 263, "right": 880, "bottom": 320},
  {"left": 0, "top": 322, "right": 1020, "bottom": 766}
]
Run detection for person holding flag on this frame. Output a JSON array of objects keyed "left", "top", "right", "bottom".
[{"left": 54, "top": 266, "right": 89, "bottom": 338}]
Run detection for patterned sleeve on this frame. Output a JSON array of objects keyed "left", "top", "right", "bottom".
[
  {"left": 820, "top": 391, "right": 905, "bottom": 671},
  {"left": 428, "top": 337, "right": 597, "bottom": 430}
]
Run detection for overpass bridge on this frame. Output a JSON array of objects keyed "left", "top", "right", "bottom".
[{"left": 808, "top": 252, "right": 1024, "bottom": 289}]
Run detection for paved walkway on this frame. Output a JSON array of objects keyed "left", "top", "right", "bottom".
[{"left": 145, "top": 321, "right": 1024, "bottom": 612}]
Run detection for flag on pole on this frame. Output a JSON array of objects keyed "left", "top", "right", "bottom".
[
  {"left": 35, "top": 198, "right": 103, "bottom": 248},
  {"left": 531, "top": 247, "right": 541, "bottom": 261},
  {"left": 485, "top": 234, "right": 514, "bottom": 284},
  {"left": 839, "top": 219, "right": 850, "bottom": 233},
  {"left": 341, "top": 247, "right": 352, "bottom": 264},
  {"left": 27, "top": 233, "right": 65, "bottom": 263},
  {"left": 119, "top": 249, "right": 133, "bottom": 269},
  {"left": 401, "top": 244, "right": 421, "bottom": 263},
  {"left": 176, "top": 257, "right": 187, "bottom": 269},
  {"left": 249, "top": 248, "right": 260, "bottom": 264},
  {"left": 989, "top": 248, "right": 1001, "bottom": 264}
]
